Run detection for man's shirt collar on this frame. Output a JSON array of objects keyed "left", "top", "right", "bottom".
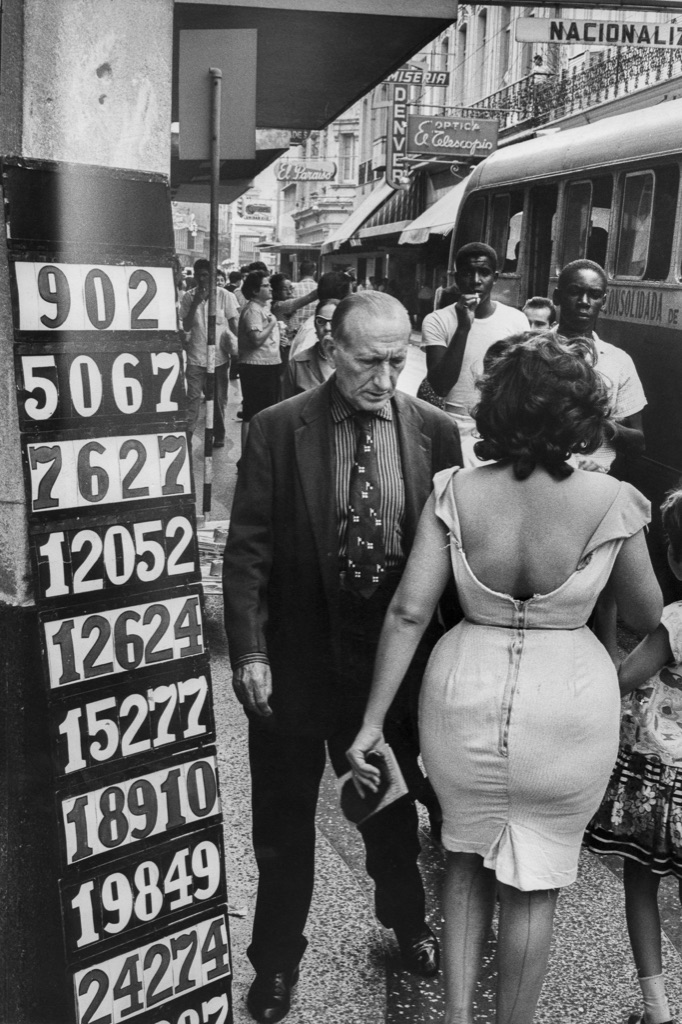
[{"left": 330, "top": 379, "right": 393, "bottom": 423}]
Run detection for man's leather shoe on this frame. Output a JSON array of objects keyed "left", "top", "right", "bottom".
[
  {"left": 397, "top": 925, "right": 440, "bottom": 977},
  {"left": 246, "top": 967, "right": 299, "bottom": 1023}
]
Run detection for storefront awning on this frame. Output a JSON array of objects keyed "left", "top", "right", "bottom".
[
  {"left": 398, "top": 175, "right": 470, "bottom": 245},
  {"left": 321, "top": 181, "right": 395, "bottom": 254}
]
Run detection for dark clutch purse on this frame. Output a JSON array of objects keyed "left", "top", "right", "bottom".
[
  {"left": 339, "top": 752, "right": 391, "bottom": 824},
  {"left": 416, "top": 377, "right": 445, "bottom": 410}
]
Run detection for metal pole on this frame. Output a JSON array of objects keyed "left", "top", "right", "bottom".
[{"left": 204, "top": 65, "right": 222, "bottom": 515}]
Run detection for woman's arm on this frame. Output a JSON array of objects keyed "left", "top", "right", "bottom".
[
  {"left": 241, "top": 309, "right": 278, "bottom": 350},
  {"left": 608, "top": 527, "right": 663, "bottom": 636},
  {"left": 273, "top": 289, "right": 317, "bottom": 317},
  {"left": 346, "top": 492, "right": 453, "bottom": 789},
  {"left": 618, "top": 624, "right": 672, "bottom": 696}
]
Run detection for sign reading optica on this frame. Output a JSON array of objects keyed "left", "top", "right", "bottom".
[
  {"left": 407, "top": 116, "right": 498, "bottom": 159},
  {"left": 516, "top": 17, "right": 682, "bottom": 47}
]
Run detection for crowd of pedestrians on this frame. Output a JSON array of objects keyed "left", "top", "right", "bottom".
[{"left": 176, "top": 248, "right": 681, "bottom": 1024}]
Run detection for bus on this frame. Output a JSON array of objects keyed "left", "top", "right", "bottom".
[{"left": 450, "top": 97, "right": 682, "bottom": 589}]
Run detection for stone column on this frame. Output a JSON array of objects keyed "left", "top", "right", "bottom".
[{"left": 0, "top": 3, "right": 172, "bottom": 1020}]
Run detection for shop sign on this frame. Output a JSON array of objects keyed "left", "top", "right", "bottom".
[
  {"left": 386, "top": 84, "right": 411, "bottom": 190},
  {"left": 274, "top": 160, "right": 337, "bottom": 183},
  {"left": 407, "top": 115, "right": 498, "bottom": 159},
  {"left": 2, "top": 157, "right": 231, "bottom": 1024},
  {"left": 386, "top": 69, "right": 450, "bottom": 86},
  {"left": 516, "top": 16, "right": 682, "bottom": 47}
]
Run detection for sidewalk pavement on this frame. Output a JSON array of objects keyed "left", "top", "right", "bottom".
[{"left": 199, "top": 376, "right": 682, "bottom": 1024}]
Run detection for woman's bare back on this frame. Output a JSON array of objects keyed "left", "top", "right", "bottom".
[{"left": 452, "top": 464, "right": 622, "bottom": 599}]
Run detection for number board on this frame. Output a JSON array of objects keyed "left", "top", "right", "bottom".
[
  {"left": 26, "top": 431, "right": 192, "bottom": 516},
  {"left": 51, "top": 666, "right": 215, "bottom": 778},
  {"left": 60, "top": 751, "right": 222, "bottom": 868},
  {"left": 4, "top": 159, "right": 231, "bottom": 1024},
  {"left": 71, "top": 909, "right": 231, "bottom": 1024},
  {"left": 12, "top": 262, "right": 177, "bottom": 332},
  {"left": 31, "top": 504, "right": 200, "bottom": 606},
  {"left": 60, "top": 824, "right": 226, "bottom": 958},
  {"left": 41, "top": 588, "right": 205, "bottom": 690},
  {"left": 16, "top": 343, "right": 185, "bottom": 432}
]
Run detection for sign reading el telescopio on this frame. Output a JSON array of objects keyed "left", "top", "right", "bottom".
[
  {"left": 2, "top": 157, "right": 232, "bottom": 1024},
  {"left": 407, "top": 115, "right": 499, "bottom": 160}
]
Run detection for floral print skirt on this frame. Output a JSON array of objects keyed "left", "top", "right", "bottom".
[{"left": 584, "top": 748, "right": 682, "bottom": 878}]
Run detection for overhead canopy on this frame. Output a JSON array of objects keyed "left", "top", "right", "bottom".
[
  {"left": 399, "top": 176, "right": 470, "bottom": 245},
  {"left": 321, "top": 181, "right": 395, "bottom": 254},
  {"left": 173, "top": 1, "right": 456, "bottom": 130}
]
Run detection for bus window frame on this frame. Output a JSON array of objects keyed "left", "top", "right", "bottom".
[
  {"left": 561, "top": 178, "right": 593, "bottom": 268},
  {"left": 615, "top": 168, "right": 655, "bottom": 281}
]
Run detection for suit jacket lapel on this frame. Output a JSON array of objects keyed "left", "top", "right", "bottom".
[
  {"left": 394, "top": 392, "right": 432, "bottom": 548},
  {"left": 294, "top": 380, "right": 339, "bottom": 605}
]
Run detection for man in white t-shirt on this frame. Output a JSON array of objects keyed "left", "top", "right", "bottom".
[
  {"left": 553, "top": 259, "right": 646, "bottom": 473},
  {"left": 421, "top": 242, "right": 529, "bottom": 465}
]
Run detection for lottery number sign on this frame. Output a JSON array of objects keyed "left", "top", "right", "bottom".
[
  {"left": 13, "top": 262, "right": 177, "bottom": 332},
  {"left": 4, "top": 158, "right": 231, "bottom": 1023},
  {"left": 17, "top": 348, "right": 184, "bottom": 430}
]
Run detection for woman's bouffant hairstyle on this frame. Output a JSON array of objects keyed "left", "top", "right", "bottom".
[
  {"left": 661, "top": 488, "right": 682, "bottom": 564},
  {"left": 472, "top": 331, "right": 611, "bottom": 480},
  {"left": 269, "top": 273, "right": 289, "bottom": 301}
]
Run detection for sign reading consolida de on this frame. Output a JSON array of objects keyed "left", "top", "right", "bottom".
[
  {"left": 516, "top": 17, "right": 682, "bottom": 47},
  {"left": 407, "top": 115, "right": 499, "bottom": 160}
]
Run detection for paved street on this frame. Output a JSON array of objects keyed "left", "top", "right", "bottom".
[{"left": 193, "top": 341, "right": 682, "bottom": 1024}]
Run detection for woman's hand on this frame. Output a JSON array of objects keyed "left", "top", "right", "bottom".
[{"left": 346, "top": 725, "right": 384, "bottom": 794}]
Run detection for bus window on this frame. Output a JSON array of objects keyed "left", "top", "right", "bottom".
[
  {"left": 616, "top": 171, "right": 653, "bottom": 278},
  {"left": 587, "top": 176, "right": 613, "bottom": 267},
  {"left": 646, "top": 164, "right": 678, "bottom": 280},
  {"left": 455, "top": 194, "right": 486, "bottom": 249},
  {"left": 616, "top": 166, "right": 679, "bottom": 280},
  {"left": 490, "top": 191, "right": 524, "bottom": 272},
  {"left": 562, "top": 182, "right": 591, "bottom": 265},
  {"left": 561, "top": 176, "right": 613, "bottom": 268}
]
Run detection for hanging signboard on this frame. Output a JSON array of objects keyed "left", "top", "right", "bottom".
[
  {"left": 407, "top": 115, "right": 499, "bottom": 159},
  {"left": 274, "top": 160, "right": 337, "bottom": 182},
  {"left": 386, "top": 69, "right": 450, "bottom": 86},
  {"left": 386, "top": 84, "right": 411, "bottom": 190},
  {"left": 516, "top": 16, "right": 682, "bottom": 47},
  {"left": 2, "top": 156, "right": 232, "bottom": 1024}
]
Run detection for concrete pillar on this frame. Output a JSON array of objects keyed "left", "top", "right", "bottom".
[{"left": 0, "top": 3, "right": 173, "bottom": 1020}]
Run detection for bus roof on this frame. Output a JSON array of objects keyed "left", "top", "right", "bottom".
[{"left": 466, "top": 97, "right": 682, "bottom": 191}]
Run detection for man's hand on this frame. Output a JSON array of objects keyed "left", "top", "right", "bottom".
[
  {"left": 454, "top": 293, "right": 479, "bottom": 331},
  {"left": 232, "top": 662, "right": 273, "bottom": 718}
]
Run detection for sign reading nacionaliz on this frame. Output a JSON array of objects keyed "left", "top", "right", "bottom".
[
  {"left": 2, "top": 156, "right": 232, "bottom": 1024},
  {"left": 516, "top": 17, "right": 682, "bottom": 48}
]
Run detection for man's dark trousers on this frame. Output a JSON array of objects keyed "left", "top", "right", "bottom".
[{"left": 246, "top": 570, "right": 437, "bottom": 974}]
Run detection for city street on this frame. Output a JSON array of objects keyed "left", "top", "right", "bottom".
[{"left": 193, "top": 341, "right": 682, "bottom": 1024}]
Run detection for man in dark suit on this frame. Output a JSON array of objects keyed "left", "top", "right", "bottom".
[{"left": 223, "top": 292, "right": 461, "bottom": 1023}]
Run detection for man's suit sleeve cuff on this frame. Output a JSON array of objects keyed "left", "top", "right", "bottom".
[{"left": 232, "top": 653, "right": 271, "bottom": 670}]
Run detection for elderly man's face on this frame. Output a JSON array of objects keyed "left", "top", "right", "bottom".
[{"left": 326, "top": 314, "right": 408, "bottom": 413}]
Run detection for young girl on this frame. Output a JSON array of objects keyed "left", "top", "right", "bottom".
[{"left": 585, "top": 487, "right": 682, "bottom": 1024}]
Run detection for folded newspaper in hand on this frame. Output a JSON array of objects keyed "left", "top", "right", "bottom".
[{"left": 338, "top": 740, "right": 408, "bottom": 826}]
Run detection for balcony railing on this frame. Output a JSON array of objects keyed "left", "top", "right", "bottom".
[{"left": 472, "top": 46, "right": 682, "bottom": 133}]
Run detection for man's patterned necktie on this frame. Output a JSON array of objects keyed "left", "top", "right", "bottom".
[{"left": 345, "top": 413, "right": 386, "bottom": 598}]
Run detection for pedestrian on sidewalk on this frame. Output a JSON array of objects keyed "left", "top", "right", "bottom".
[
  {"left": 179, "top": 257, "right": 239, "bottom": 445},
  {"left": 348, "top": 331, "right": 661, "bottom": 1024},
  {"left": 223, "top": 292, "right": 462, "bottom": 1024},
  {"left": 421, "top": 242, "right": 529, "bottom": 467},
  {"left": 237, "top": 270, "right": 281, "bottom": 446},
  {"left": 585, "top": 486, "right": 682, "bottom": 1024}
]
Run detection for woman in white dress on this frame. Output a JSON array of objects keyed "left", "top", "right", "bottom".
[{"left": 348, "top": 332, "right": 662, "bottom": 1024}]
